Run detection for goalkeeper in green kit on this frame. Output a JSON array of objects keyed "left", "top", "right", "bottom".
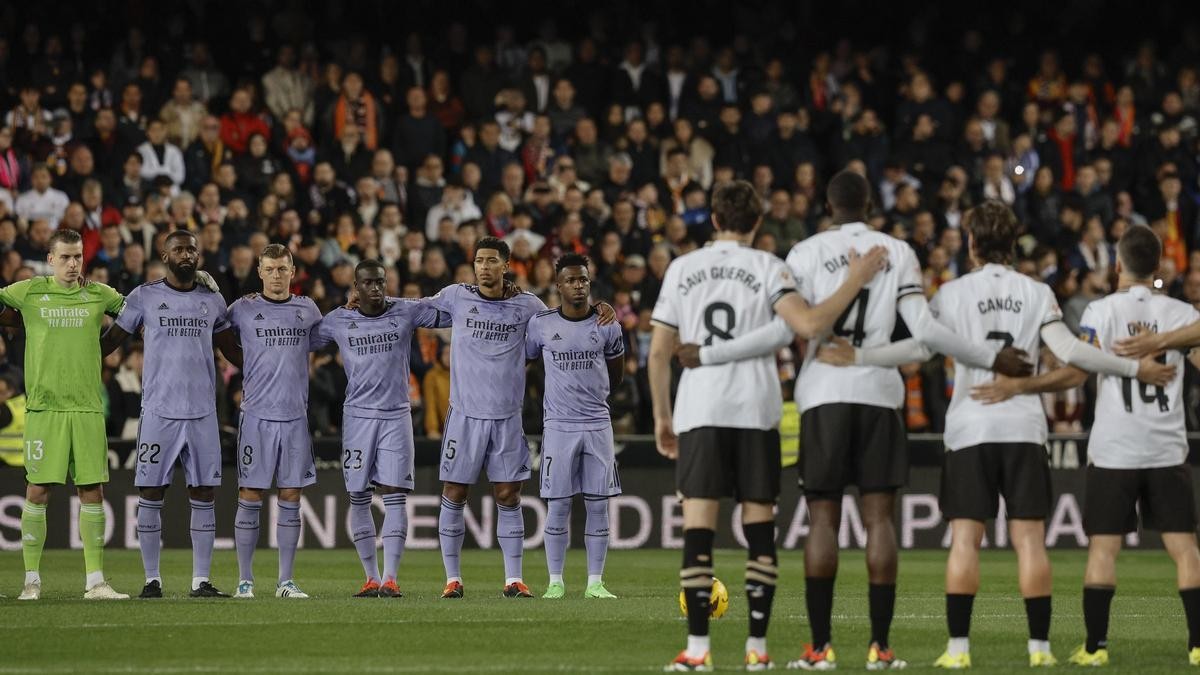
[{"left": 0, "top": 228, "right": 129, "bottom": 600}]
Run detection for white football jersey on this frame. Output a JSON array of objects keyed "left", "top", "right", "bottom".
[
  {"left": 1080, "top": 285, "right": 1198, "bottom": 469},
  {"left": 651, "top": 240, "right": 796, "bottom": 433},
  {"left": 786, "top": 222, "right": 924, "bottom": 412},
  {"left": 931, "top": 263, "right": 1063, "bottom": 451}
]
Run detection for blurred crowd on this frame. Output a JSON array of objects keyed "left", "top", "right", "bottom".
[{"left": 1, "top": 3, "right": 1200, "bottom": 441}]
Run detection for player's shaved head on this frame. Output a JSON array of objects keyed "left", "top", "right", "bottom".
[
  {"left": 164, "top": 228, "right": 198, "bottom": 247},
  {"left": 826, "top": 170, "right": 871, "bottom": 214},
  {"left": 1117, "top": 224, "right": 1161, "bottom": 280},
  {"left": 965, "top": 200, "right": 1020, "bottom": 265},
  {"left": 711, "top": 180, "right": 762, "bottom": 234}
]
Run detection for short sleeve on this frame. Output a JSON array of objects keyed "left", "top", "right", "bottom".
[
  {"left": 115, "top": 285, "right": 145, "bottom": 332},
  {"left": 426, "top": 284, "right": 457, "bottom": 313},
  {"left": 0, "top": 279, "right": 31, "bottom": 310},
  {"left": 524, "top": 319, "right": 544, "bottom": 360},
  {"left": 650, "top": 262, "right": 680, "bottom": 329},
  {"left": 785, "top": 244, "right": 817, "bottom": 305},
  {"left": 212, "top": 299, "right": 231, "bottom": 333},
  {"left": 412, "top": 298, "right": 447, "bottom": 328},
  {"left": 98, "top": 283, "right": 125, "bottom": 315},
  {"left": 765, "top": 257, "right": 797, "bottom": 307},
  {"left": 1039, "top": 283, "right": 1064, "bottom": 327},
  {"left": 896, "top": 245, "right": 924, "bottom": 300},
  {"left": 604, "top": 323, "right": 625, "bottom": 358},
  {"left": 309, "top": 313, "right": 335, "bottom": 351},
  {"left": 1078, "top": 301, "right": 1100, "bottom": 347}
]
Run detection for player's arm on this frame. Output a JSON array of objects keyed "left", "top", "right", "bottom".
[
  {"left": 100, "top": 323, "right": 132, "bottom": 356},
  {"left": 1040, "top": 320, "right": 1173, "bottom": 385},
  {"left": 213, "top": 328, "right": 243, "bottom": 369},
  {"left": 897, "top": 294, "right": 1032, "bottom": 376},
  {"left": 0, "top": 306, "right": 21, "bottom": 329},
  {"left": 1114, "top": 320, "right": 1200, "bottom": 358},
  {"left": 648, "top": 324, "right": 679, "bottom": 459},
  {"left": 773, "top": 246, "right": 888, "bottom": 339},
  {"left": 816, "top": 335, "right": 933, "bottom": 367},
  {"left": 681, "top": 318, "right": 793, "bottom": 368},
  {"left": 0, "top": 280, "right": 30, "bottom": 328},
  {"left": 970, "top": 366, "right": 1088, "bottom": 404}
]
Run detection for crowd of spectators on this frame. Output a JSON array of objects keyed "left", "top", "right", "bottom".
[{"left": 1, "top": 6, "right": 1200, "bottom": 443}]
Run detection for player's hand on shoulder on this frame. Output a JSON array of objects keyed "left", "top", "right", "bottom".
[
  {"left": 846, "top": 245, "right": 888, "bottom": 284},
  {"left": 992, "top": 346, "right": 1033, "bottom": 377},
  {"left": 594, "top": 302, "right": 617, "bottom": 326},
  {"left": 816, "top": 336, "right": 856, "bottom": 366},
  {"left": 675, "top": 343, "right": 702, "bottom": 368},
  {"left": 344, "top": 289, "right": 359, "bottom": 310},
  {"left": 970, "top": 374, "right": 1023, "bottom": 404},
  {"left": 654, "top": 416, "right": 678, "bottom": 459},
  {"left": 196, "top": 270, "right": 221, "bottom": 294},
  {"left": 1114, "top": 330, "right": 1165, "bottom": 358},
  {"left": 502, "top": 279, "right": 521, "bottom": 299},
  {"left": 1136, "top": 353, "right": 1176, "bottom": 387}
]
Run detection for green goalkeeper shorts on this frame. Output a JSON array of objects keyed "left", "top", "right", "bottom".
[{"left": 23, "top": 411, "right": 109, "bottom": 486}]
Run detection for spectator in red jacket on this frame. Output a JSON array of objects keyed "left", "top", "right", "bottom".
[{"left": 219, "top": 88, "right": 270, "bottom": 155}]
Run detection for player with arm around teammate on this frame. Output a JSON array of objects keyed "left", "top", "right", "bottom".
[
  {"left": 226, "top": 244, "right": 324, "bottom": 599},
  {"left": 976, "top": 225, "right": 1200, "bottom": 668},
  {"left": 525, "top": 253, "right": 625, "bottom": 600},
  {"left": 650, "top": 180, "right": 889, "bottom": 671},
  {"left": 1, "top": 228, "right": 128, "bottom": 600},
  {"left": 820, "top": 202, "right": 1172, "bottom": 668},
  {"left": 676, "top": 171, "right": 1032, "bottom": 671},
  {"left": 101, "top": 229, "right": 242, "bottom": 599},
  {"left": 310, "top": 259, "right": 445, "bottom": 598}
]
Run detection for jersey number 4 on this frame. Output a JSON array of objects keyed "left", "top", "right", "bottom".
[{"left": 833, "top": 290, "right": 870, "bottom": 346}]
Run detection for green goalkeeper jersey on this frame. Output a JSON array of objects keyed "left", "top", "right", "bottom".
[{"left": 0, "top": 277, "right": 125, "bottom": 413}]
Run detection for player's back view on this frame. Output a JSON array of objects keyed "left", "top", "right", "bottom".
[{"left": 650, "top": 179, "right": 888, "bottom": 671}]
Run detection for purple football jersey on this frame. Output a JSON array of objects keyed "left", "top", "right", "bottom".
[
  {"left": 428, "top": 284, "right": 547, "bottom": 419},
  {"left": 228, "top": 294, "right": 324, "bottom": 422},
  {"left": 115, "top": 280, "right": 230, "bottom": 419},
  {"left": 525, "top": 308, "right": 624, "bottom": 431},
  {"left": 310, "top": 299, "right": 442, "bottom": 419}
]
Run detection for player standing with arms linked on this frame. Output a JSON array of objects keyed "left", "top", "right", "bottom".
[
  {"left": 823, "top": 202, "right": 1172, "bottom": 668},
  {"left": 525, "top": 253, "right": 625, "bottom": 600},
  {"left": 679, "top": 171, "right": 1032, "bottom": 670},
  {"left": 650, "top": 180, "right": 888, "bottom": 671},
  {"left": 310, "top": 259, "right": 445, "bottom": 598},
  {"left": 102, "top": 229, "right": 242, "bottom": 599},
  {"left": 985, "top": 225, "right": 1200, "bottom": 667},
  {"left": 226, "top": 244, "right": 324, "bottom": 599},
  {"left": 431, "top": 237, "right": 614, "bottom": 599},
  {"left": 1, "top": 228, "right": 128, "bottom": 600}
]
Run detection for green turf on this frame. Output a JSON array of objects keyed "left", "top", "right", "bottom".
[{"left": 0, "top": 548, "right": 1192, "bottom": 672}]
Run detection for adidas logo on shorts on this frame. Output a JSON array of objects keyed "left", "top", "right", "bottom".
[
  {"left": 519, "top": 464, "right": 529, "bottom": 473},
  {"left": 304, "top": 470, "right": 315, "bottom": 479},
  {"left": 404, "top": 473, "right": 412, "bottom": 481},
  {"left": 552, "top": 333, "right": 562, "bottom": 340},
  {"left": 468, "top": 306, "right": 479, "bottom": 314},
  {"left": 254, "top": 313, "right": 265, "bottom": 320},
  {"left": 158, "top": 302, "right": 170, "bottom": 310}
]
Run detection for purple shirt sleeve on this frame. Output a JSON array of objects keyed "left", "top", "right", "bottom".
[{"left": 115, "top": 284, "right": 145, "bottom": 332}]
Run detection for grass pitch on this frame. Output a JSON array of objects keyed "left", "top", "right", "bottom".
[{"left": 0, "top": 548, "right": 1191, "bottom": 672}]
